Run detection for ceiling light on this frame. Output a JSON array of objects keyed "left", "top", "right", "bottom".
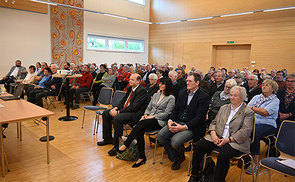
[
  {"left": 187, "top": 16, "right": 213, "bottom": 22},
  {"left": 220, "top": 11, "right": 254, "bottom": 17},
  {"left": 263, "top": 6, "right": 295, "bottom": 12}
]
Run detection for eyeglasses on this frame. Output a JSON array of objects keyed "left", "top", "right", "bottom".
[{"left": 286, "top": 80, "right": 295, "bottom": 83}]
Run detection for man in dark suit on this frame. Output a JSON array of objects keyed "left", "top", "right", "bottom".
[
  {"left": 27, "top": 64, "right": 62, "bottom": 107},
  {"left": 97, "top": 73, "right": 150, "bottom": 156},
  {"left": 157, "top": 73, "right": 209, "bottom": 170},
  {"left": 246, "top": 75, "right": 261, "bottom": 103},
  {"left": 142, "top": 64, "right": 154, "bottom": 85},
  {"left": 209, "top": 71, "right": 225, "bottom": 97}
]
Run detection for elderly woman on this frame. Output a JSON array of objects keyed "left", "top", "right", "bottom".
[
  {"left": 207, "top": 79, "right": 237, "bottom": 125},
  {"left": 146, "top": 73, "right": 159, "bottom": 97},
  {"left": 188, "top": 86, "right": 254, "bottom": 182},
  {"left": 246, "top": 79, "right": 279, "bottom": 174},
  {"left": 117, "top": 77, "right": 175, "bottom": 168}
]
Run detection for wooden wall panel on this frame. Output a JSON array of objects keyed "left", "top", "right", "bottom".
[
  {"left": 0, "top": 0, "right": 48, "bottom": 14},
  {"left": 149, "top": 0, "right": 295, "bottom": 73}
]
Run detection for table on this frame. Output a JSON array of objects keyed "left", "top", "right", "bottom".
[
  {"left": 52, "top": 74, "right": 82, "bottom": 121},
  {"left": 0, "top": 96, "right": 54, "bottom": 177}
]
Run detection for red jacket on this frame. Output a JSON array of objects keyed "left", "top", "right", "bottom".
[{"left": 74, "top": 71, "right": 93, "bottom": 88}]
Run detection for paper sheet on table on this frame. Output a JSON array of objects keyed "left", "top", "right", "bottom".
[{"left": 277, "top": 159, "right": 295, "bottom": 170}]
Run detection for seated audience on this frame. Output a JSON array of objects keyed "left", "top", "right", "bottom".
[
  {"left": 97, "top": 74, "right": 150, "bottom": 157},
  {"left": 0, "top": 60, "right": 27, "bottom": 91},
  {"left": 21, "top": 65, "right": 36, "bottom": 85},
  {"left": 90, "top": 65, "right": 97, "bottom": 79},
  {"left": 27, "top": 64, "right": 62, "bottom": 107},
  {"left": 168, "top": 71, "right": 181, "bottom": 100},
  {"left": 246, "top": 79, "right": 279, "bottom": 174},
  {"left": 157, "top": 73, "right": 209, "bottom": 170},
  {"left": 119, "top": 66, "right": 131, "bottom": 90},
  {"left": 117, "top": 77, "right": 175, "bottom": 167},
  {"left": 146, "top": 73, "right": 159, "bottom": 97},
  {"left": 92, "top": 64, "right": 108, "bottom": 105},
  {"left": 277, "top": 74, "right": 295, "bottom": 127},
  {"left": 246, "top": 75, "right": 262, "bottom": 103},
  {"left": 142, "top": 64, "right": 154, "bottom": 85},
  {"left": 235, "top": 73, "right": 248, "bottom": 88},
  {"left": 35, "top": 62, "right": 41, "bottom": 75},
  {"left": 207, "top": 79, "right": 237, "bottom": 125},
  {"left": 227, "top": 69, "right": 235, "bottom": 79},
  {"left": 63, "top": 62, "right": 70, "bottom": 70},
  {"left": 209, "top": 71, "right": 225, "bottom": 97},
  {"left": 69, "top": 65, "right": 93, "bottom": 109},
  {"left": 176, "top": 69, "right": 187, "bottom": 90},
  {"left": 275, "top": 70, "right": 286, "bottom": 90},
  {"left": 188, "top": 86, "right": 254, "bottom": 182}
]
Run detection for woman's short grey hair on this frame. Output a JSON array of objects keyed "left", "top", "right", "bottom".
[
  {"left": 149, "top": 73, "right": 158, "bottom": 80},
  {"left": 249, "top": 75, "right": 258, "bottom": 80},
  {"left": 262, "top": 79, "right": 278, "bottom": 94},
  {"left": 286, "top": 74, "right": 295, "bottom": 80},
  {"left": 230, "top": 86, "right": 247, "bottom": 100},
  {"left": 225, "top": 79, "right": 237, "bottom": 88}
]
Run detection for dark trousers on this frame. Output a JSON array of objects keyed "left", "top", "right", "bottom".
[
  {"left": 191, "top": 138, "right": 241, "bottom": 182},
  {"left": 102, "top": 110, "right": 137, "bottom": 148},
  {"left": 0, "top": 77, "right": 15, "bottom": 91},
  {"left": 69, "top": 87, "right": 89, "bottom": 106},
  {"left": 251, "top": 124, "right": 277, "bottom": 155},
  {"left": 27, "top": 88, "right": 57, "bottom": 107},
  {"left": 92, "top": 83, "right": 105, "bottom": 105},
  {"left": 124, "top": 118, "right": 162, "bottom": 159}
]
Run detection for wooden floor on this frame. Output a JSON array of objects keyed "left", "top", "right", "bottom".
[{"left": 0, "top": 101, "right": 293, "bottom": 182}]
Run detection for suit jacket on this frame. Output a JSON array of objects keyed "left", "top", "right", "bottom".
[
  {"left": 209, "top": 81, "right": 225, "bottom": 97},
  {"left": 6, "top": 66, "right": 27, "bottom": 79},
  {"left": 277, "top": 88, "right": 295, "bottom": 121},
  {"left": 205, "top": 103, "right": 255, "bottom": 153},
  {"left": 43, "top": 76, "right": 63, "bottom": 94},
  {"left": 144, "top": 93, "right": 175, "bottom": 127},
  {"left": 170, "top": 88, "right": 209, "bottom": 141},
  {"left": 146, "top": 84, "right": 159, "bottom": 97},
  {"left": 177, "top": 77, "right": 187, "bottom": 90},
  {"left": 246, "top": 86, "right": 262, "bottom": 103},
  {"left": 117, "top": 85, "right": 150, "bottom": 121}
]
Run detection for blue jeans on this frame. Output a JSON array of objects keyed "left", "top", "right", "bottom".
[
  {"left": 157, "top": 125, "right": 193, "bottom": 162},
  {"left": 251, "top": 124, "right": 277, "bottom": 155}
]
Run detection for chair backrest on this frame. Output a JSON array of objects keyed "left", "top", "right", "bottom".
[
  {"left": 88, "top": 80, "right": 95, "bottom": 94},
  {"left": 112, "top": 90, "right": 126, "bottom": 107},
  {"left": 56, "top": 82, "right": 64, "bottom": 98},
  {"left": 250, "top": 117, "right": 256, "bottom": 143},
  {"left": 98, "top": 87, "right": 113, "bottom": 105},
  {"left": 275, "top": 120, "right": 295, "bottom": 157}
]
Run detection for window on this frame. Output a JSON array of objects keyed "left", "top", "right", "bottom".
[
  {"left": 128, "top": 0, "right": 145, "bottom": 5},
  {"left": 87, "top": 34, "right": 144, "bottom": 53}
]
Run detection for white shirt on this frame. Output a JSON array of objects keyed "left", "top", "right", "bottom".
[
  {"left": 221, "top": 103, "right": 243, "bottom": 138},
  {"left": 10, "top": 67, "right": 19, "bottom": 77}
]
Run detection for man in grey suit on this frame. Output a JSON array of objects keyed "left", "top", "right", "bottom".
[{"left": 0, "top": 60, "right": 27, "bottom": 91}]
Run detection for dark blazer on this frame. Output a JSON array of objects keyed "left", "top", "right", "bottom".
[
  {"left": 146, "top": 84, "right": 159, "bottom": 97},
  {"left": 246, "top": 86, "right": 262, "bottom": 103},
  {"left": 170, "top": 88, "right": 209, "bottom": 141},
  {"left": 43, "top": 76, "right": 63, "bottom": 95},
  {"left": 209, "top": 81, "right": 225, "bottom": 97},
  {"left": 177, "top": 77, "right": 187, "bottom": 90},
  {"left": 117, "top": 85, "right": 150, "bottom": 121},
  {"left": 277, "top": 88, "right": 295, "bottom": 122}
]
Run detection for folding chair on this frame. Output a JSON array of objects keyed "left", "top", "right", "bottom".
[
  {"left": 95, "top": 90, "right": 126, "bottom": 134},
  {"left": 43, "top": 82, "right": 64, "bottom": 112},
  {"left": 80, "top": 81, "right": 94, "bottom": 102},
  {"left": 81, "top": 87, "right": 113, "bottom": 134},
  {"left": 257, "top": 120, "right": 295, "bottom": 182}
]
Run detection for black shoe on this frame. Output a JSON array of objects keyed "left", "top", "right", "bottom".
[
  {"left": 41, "top": 117, "right": 48, "bottom": 121},
  {"left": 108, "top": 147, "right": 117, "bottom": 156},
  {"left": 188, "top": 175, "right": 201, "bottom": 182},
  {"left": 71, "top": 105, "right": 80, "bottom": 110},
  {"left": 97, "top": 139, "right": 113, "bottom": 146},
  {"left": 116, "top": 147, "right": 126, "bottom": 154},
  {"left": 132, "top": 157, "right": 146, "bottom": 168},
  {"left": 171, "top": 156, "right": 185, "bottom": 170}
]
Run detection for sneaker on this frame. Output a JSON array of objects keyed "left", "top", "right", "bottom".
[{"left": 246, "top": 164, "right": 259, "bottom": 175}]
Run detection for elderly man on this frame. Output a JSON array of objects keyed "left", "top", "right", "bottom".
[
  {"left": 0, "top": 60, "right": 27, "bottom": 91},
  {"left": 142, "top": 64, "right": 154, "bottom": 85},
  {"left": 97, "top": 73, "right": 150, "bottom": 156},
  {"left": 27, "top": 64, "right": 62, "bottom": 107},
  {"left": 275, "top": 70, "right": 286, "bottom": 90},
  {"left": 246, "top": 75, "right": 262, "bottom": 103},
  {"left": 157, "top": 73, "right": 209, "bottom": 170},
  {"left": 169, "top": 71, "right": 181, "bottom": 101},
  {"left": 209, "top": 71, "right": 225, "bottom": 97},
  {"left": 227, "top": 69, "right": 236, "bottom": 79}
]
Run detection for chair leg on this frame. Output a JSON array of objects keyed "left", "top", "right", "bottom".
[
  {"left": 249, "top": 155, "right": 255, "bottom": 182},
  {"left": 3, "top": 151, "right": 9, "bottom": 172},
  {"left": 19, "top": 122, "right": 22, "bottom": 141},
  {"left": 82, "top": 110, "right": 86, "bottom": 129},
  {"left": 96, "top": 115, "right": 99, "bottom": 133},
  {"left": 16, "top": 122, "right": 19, "bottom": 139},
  {"left": 93, "top": 114, "right": 98, "bottom": 135},
  {"left": 240, "top": 158, "right": 244, "bottom": 182},
  {"left": 160, "top": 146, "right": 164, "bottom": 164},
  {"left": 187, "top": 142, "right": 193, "bottom": 176},
  {"left": 152, "top": 137, "right": 158, "bottom": 164},
  {"left": 266, "top": 138, "right": 271, "bottom": 158}
]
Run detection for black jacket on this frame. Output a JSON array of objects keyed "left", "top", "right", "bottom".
[
  {"left": 277, "top": 88, "right": 295, "bottom": 122},
  {"left": 209, "top": 81, "right": 225, "bottom": 98},
  {"left": 246, "top": 86, "right": 262, "bottom": 103},
  {"left": 43, "top": 76, "right": 62, "bottom": 95},
  {"left": 170, "top": 88, "right": 209, "bottom": 141}
]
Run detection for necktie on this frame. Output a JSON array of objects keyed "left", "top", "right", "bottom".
[{"left": 124, "top": 90, "right": 133, "bottom": 108}]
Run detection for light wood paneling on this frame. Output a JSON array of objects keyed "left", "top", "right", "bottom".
[
  {"left": 149, "top": 0, "right": 295, "bottom": 74},
  {"left": 0, "top": 0, "right": 48, "bottom": 14}
]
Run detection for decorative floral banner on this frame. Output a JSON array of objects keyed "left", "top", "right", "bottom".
[{"left": 50, "top": 0, "right": 83, "bottom": 67}]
